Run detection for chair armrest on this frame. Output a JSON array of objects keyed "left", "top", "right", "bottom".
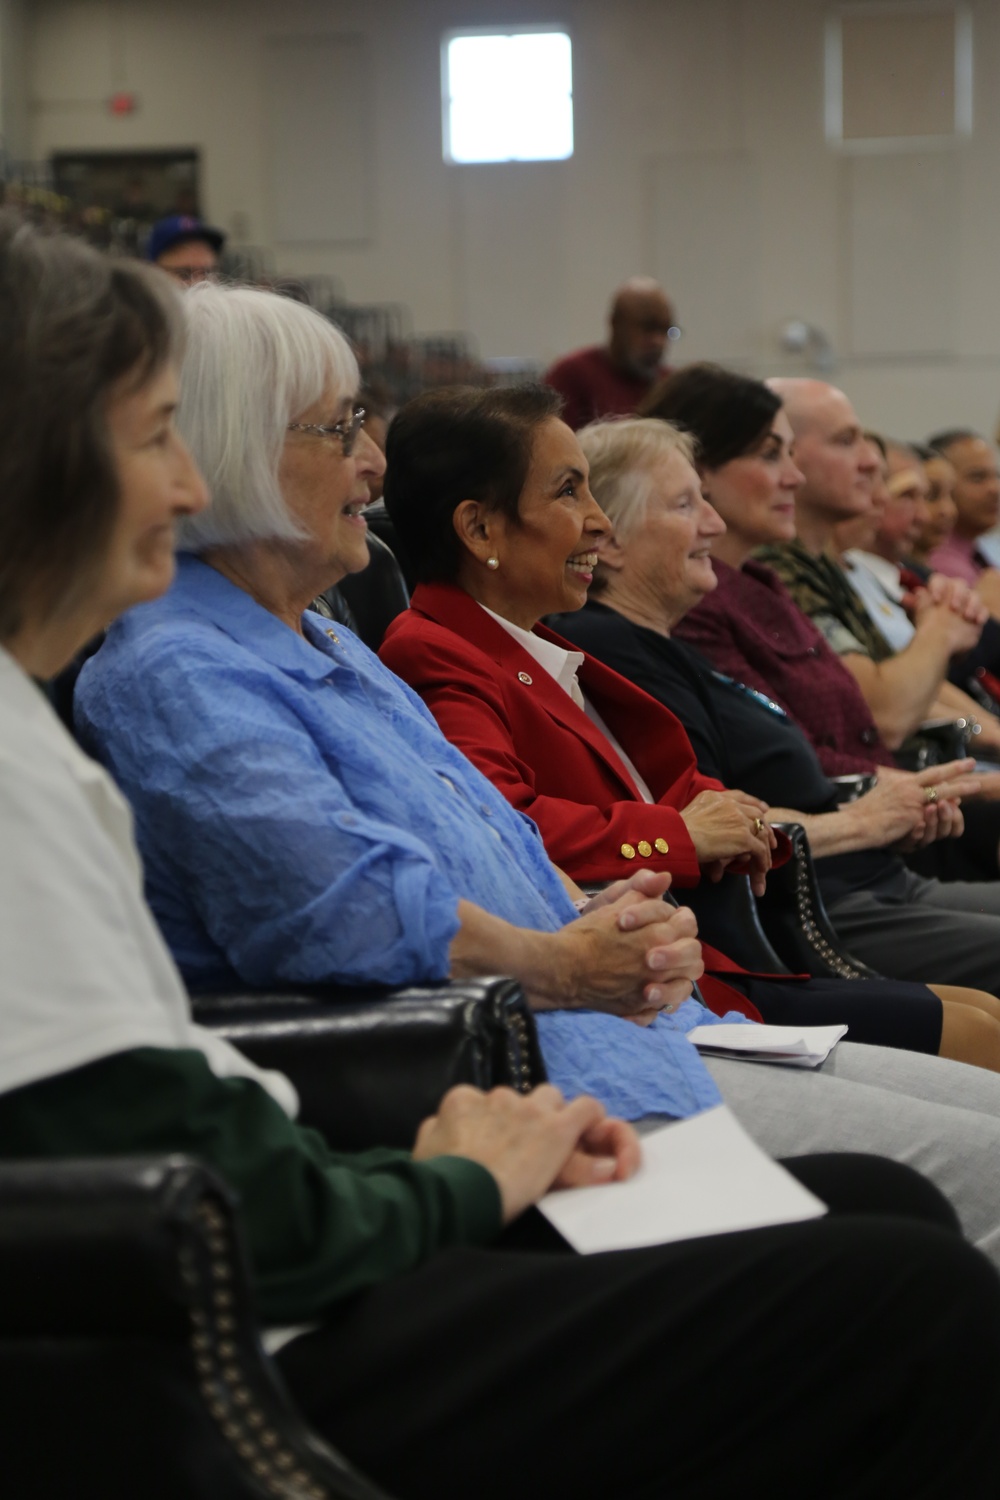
[
  {"left": 896, "top": 718, "right": 970, "bottom": 771},
  {"left": 673, "top": 873, "right": 791, "bottom": 976},
  {"left": 192, "top": 977, "right": 545, "bottom": 1150},
  {"left": 829, "top": 773, "right": 878, "bottom": 805},
  {"left": 0, "top": 1157, "right": 391, "bottom": 1500},
  {"left": 757, "top": 822, "right": 884, "bottom": 980}
]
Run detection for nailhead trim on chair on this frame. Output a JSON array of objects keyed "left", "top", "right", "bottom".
[
  {"left": 506, "top": 1009, "right": 534, "bottom": 1094},
  {"left": 794, "top": 864, "right": 865, "bottom": 981},
  {"left": 182, "top": 1195, "right": 329, "bottom": 1500}
]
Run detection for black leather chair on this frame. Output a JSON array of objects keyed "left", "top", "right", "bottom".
[
  {"left": 2, "top": 979, "right": 545, "bottom": 1495},
  {"left": 0, "top": 1155, "right": 394, "bottom": 1499},
  {"left": 675, "top": 824, "right": 880, "bottom": 981},
  {"left": 313, "top": 531, "right": 409, "bottom": 651},
  {"left": 365, "top": 504, "right": 417, "bottom": 593},
  {"left": 673, "top": 873, "right": 791, "bottom": 975},
  {"left": 896, "top": 717, "right": 972, "bottom": 772},
  {"left": 756, "top": 822, "right": 884, "bottom": 981},
  {"left": 192, "top": 977, "right": 545, "bottom": 1149},
  {"left": 829, "top": 772, "right": 877, "bottom": 804}
]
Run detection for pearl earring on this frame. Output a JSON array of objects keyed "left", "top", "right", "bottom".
[{"left": 486, "top": 556, "right": 500, "bottom": 570}]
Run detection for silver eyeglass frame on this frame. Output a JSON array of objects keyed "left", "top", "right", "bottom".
[{"left": 286, "top": 407, "right": 366, "bottom": 456}]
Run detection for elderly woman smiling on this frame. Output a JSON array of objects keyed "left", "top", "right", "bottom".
[{"left": 17, "top": 223, "right": 966, "bottom": 1500}]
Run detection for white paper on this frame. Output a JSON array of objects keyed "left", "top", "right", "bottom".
[
  {"left": 539, "top": 1104, "right": 827, "bottom": 1253},
  {"left": 687, "top": 1022, "right": 847, "bottom": 1068}
]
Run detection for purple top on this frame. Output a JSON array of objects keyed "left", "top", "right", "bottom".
[
  {"left": 928, "top": 533, "right": 982, "bottom": 586},
  {"left": 543, "top": 345, "right": 668, "bottom": 431},
  {"left": 676, "top": 557, "right": 896, "bottom": 776}
]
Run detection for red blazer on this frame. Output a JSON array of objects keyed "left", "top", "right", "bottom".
[
  {"left": 381, "top": 583, "right": 797, "bottom": 1015},
  {"left": 382, "top": 582, "right": 723, "bottom": 885}
]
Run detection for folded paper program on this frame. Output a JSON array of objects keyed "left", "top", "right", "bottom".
[{"left": 687, "top": 1023, "right": 848, "bottom": 1069}]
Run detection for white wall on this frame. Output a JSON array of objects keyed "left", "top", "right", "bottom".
[
  {"left": 0, "top": 0, "right": 29, "bottom": 158},
  {"left": 23, "top": 0, "right": 1000, "bottom": 440}
]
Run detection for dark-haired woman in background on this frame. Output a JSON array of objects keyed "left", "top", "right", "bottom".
[{"left": 911, "top": 442, "right": 960, "bottom": 568}]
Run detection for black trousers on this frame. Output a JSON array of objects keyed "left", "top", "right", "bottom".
[
  {"left": 724, "top": 972, "right": 943, "bottom": 1053},
  {"left": 278, "top": 1154, "right": 1000, "bottom": 1500}
]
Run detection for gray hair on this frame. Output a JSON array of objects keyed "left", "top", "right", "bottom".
[
  {"left": 0, "top": 212, "right": 184, "bottom": 640},
  {"left": 577, "top": 417, "right": 695, "bottom": 544},
  {"left": 175, "top": 282, "right": 359, "bottom": 551}
]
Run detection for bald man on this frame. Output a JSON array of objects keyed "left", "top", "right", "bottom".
[
  {"left": 544, "top": 278, "right": 677, "bottom": 430},
  {"left": 759, "top": 379, "right": 998, "bottom": 756}
]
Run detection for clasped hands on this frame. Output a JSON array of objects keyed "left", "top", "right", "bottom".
[
  {"left": 413, "top": 1082, "right": 642, "bottom": 1224},
  {"left": 906, "top": 576, "right": 987, "bottom": 654},
  {"left": 679, "top": 787, "right": 776, "bottom": 896},
  {"left": 875, "top": 759, "right": 980, "bottom": 847},
  {"left": 532, "top": 869, "right": 704, "bottom": 1028}
]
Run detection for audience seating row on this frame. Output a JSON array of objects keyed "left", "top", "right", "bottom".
[{"left": 3, "top": 976, "right": 543, "bottom": 1494}]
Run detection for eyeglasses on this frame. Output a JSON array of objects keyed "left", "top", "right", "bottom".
[{"left": 287, "top": 407, "right": 366, "bottom": 457}]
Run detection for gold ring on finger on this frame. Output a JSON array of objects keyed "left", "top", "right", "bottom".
[
  {"left": 924, "top": 787, "right": 939, "bottom": 805},
  {"left": 753, "top": 817, "right": 765, "bottom": 835}
]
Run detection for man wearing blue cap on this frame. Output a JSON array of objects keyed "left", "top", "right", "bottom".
[{"left": 146, "top": 213, "right": 225, "bottom": 284}]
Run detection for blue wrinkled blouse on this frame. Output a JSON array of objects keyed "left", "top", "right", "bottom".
[{"left": 76, "top": 555, "right": 733, "bottom": 1119}]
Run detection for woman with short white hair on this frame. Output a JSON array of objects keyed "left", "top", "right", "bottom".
[{"left": 176, "top": 283, "right": 362, "bottom": 555}]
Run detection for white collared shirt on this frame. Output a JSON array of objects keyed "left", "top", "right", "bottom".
[
  {"left": 843, "top": 550, "right": 916, "bottom": 653},
  {"left": 481, "top": 606, "right": 656, "bottom": 803}
]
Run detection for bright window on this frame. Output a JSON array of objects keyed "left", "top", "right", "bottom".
[{"left": 443, "top": 29, "right": 573, "bottom": 163}]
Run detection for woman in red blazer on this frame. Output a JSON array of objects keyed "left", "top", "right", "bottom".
[
  {"left": 377, "top": 383, "right": 1000, "bottom": 1062},
  {"left": 379, "top": 389, "right": 774, "bottom": 893}
]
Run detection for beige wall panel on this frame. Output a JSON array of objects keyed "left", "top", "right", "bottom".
[
  {"left": 840, "top": 11, "right": 956, "bottom": 140},
  {"left": 0, "top": 0, "right": 29, "bottom": 156},
  {"left": 264, "top": 35, "right": 370, "bottom": 244},
  {"left": 845, "top": 150, "right": 958, "bottom": 356},
  {"left": 453, "top": 163, "right": 569, "bottom": 360},
  {"left": 648, "top": 151, "right": 759, "bottom": 363}
]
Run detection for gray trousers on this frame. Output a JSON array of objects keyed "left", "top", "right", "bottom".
[
  {"left": 827, "top": 870, "right": 1000, "bottom": 993},
  {"left": 708, "top": 1041, "right": 1000, "bottom": 1267}
]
